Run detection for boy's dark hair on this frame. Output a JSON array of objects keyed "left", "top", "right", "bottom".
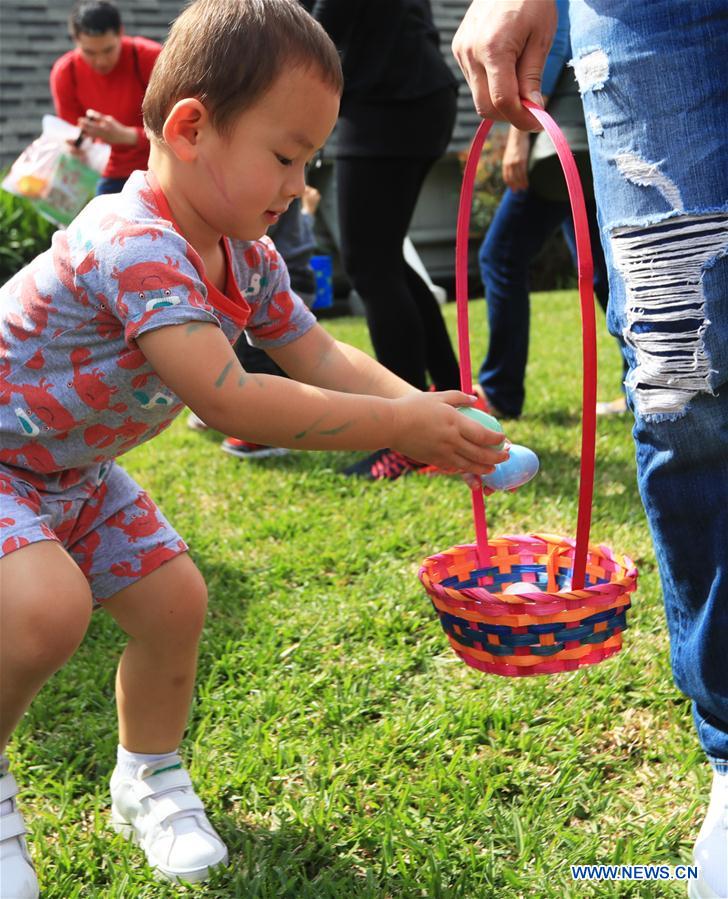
[
  {"left": 143, "top": 0, "right": 343, "bottom": 141},
  {"left": 69, "top": 1, "right": 122, "bottom": 37}
]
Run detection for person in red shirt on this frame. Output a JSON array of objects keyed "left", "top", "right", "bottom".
[{"left": 50, "top": 1, "right": 162, "bottom": 194}]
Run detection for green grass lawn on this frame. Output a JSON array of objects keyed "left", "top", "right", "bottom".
[{"left": 11, "top": 293, "right": 705, "bottom": 897}]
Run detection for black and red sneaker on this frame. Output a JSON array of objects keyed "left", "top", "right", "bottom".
[
  {"left": 342, "top": 448, "right": 428, "bottom": 481},
  {"left": 221, "top": 437, "right": 289, "bottom": 460}
]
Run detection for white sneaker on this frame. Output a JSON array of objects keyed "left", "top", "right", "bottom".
[
  {"left": 596, "top": 396, "right": 628, "bottom": 416},
  {"left": 0, "top": 757, "right": 39, "bottom": 899},
  {"left": 110, "top": 757, "right": 228, "bottom": 884},
  {"left": 186, "top": 412, "right": 209, "bottom": 431},
  {"left": 690, "top": 769, "right": 728, "bottom": 898}
]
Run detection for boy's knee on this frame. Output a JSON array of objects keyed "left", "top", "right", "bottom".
[
  {"left": 104, "top": 554, "right": 209, "bottom": 645},
  {"left": 148, "top": 558, "right": 209, "bottom": 643},
  {"left": 9, "top": 574, "right": 92, "bottom": 676},
  {"left": 175, "top": 569, "right": 208, "bottom": 640}
]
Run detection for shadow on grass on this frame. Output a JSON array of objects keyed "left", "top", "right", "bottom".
[
  {"left": 534, "top": 446, "right": 638, "bottom": 492},
  {"left": 532, "top": 408, "right": 595, "bottom": 428},
  {"left": 204, "top": 817, "right": 386, "bottom": 898}
]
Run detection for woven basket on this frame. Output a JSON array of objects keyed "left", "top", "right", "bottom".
[
  {"left": 420, "top": 534, "right": 637, "bottom": 677},
  {"left": 421, "top": 106, "right": 638, "bottom": 676}
]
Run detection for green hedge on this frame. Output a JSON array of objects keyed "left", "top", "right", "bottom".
[{"left": 0, "top": 188, "right": 55, "bottom": 284}]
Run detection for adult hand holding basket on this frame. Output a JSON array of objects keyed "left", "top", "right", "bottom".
[{"left": 418, "top": 102, "right": 638, "bottom": 677}]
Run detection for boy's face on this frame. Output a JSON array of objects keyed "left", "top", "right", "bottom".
[{"left": 193, "top": 67, "right": 339, "bottom": 241}]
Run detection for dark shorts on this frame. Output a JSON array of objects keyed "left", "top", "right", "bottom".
[{"left": 0, "top": 461, "right": 187, "bottom": 603}]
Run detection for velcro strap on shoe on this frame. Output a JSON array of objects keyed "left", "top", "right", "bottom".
[
  {"left": 0, "top": 810, "right": 27, "bottom": 841},
  {"left": 0, "top": 773, "right": 19, "bottom": 802},
  {"left": 132, "top": 767, "right": 193, "bottom": 802},
  {"left": 146, "top": 792, "right": 205, "bottom": 831}
]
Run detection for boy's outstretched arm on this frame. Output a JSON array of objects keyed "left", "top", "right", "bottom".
[
  {"left": 266, "top": 320, "right": 418, "bottom": 399},
  {"left": 137, "top": 322, "right": 508, "bottom": 475}
]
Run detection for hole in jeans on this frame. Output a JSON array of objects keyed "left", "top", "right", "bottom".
[
  {"left": 570, "top": 48, "right": 609, "bottom": 93},
  {"left": 610, "top": 213, "right": 728, "bottom": 416}
]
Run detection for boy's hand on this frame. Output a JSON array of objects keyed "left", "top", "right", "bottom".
[{"left": 390, "top": 391, "right": 510, "bottom": 474}]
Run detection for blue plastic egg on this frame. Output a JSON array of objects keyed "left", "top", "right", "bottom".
[{"left": 482, "top": 443, "right": 540, "bottom": 491}]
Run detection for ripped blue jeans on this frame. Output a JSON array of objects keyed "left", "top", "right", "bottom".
[{"left": 570, "top": 0, "right": 728, "bottom": 760}]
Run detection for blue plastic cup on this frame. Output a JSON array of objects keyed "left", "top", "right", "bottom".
[{"left": 310, "top": 255, "right": 333, "bottom": 310}]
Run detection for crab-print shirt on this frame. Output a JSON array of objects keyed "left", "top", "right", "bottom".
[{"left": 0, "top": 170, "right": 316, "bottom": 493}]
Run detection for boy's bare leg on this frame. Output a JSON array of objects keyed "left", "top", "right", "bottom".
[
  {"left": 1, "top": 541, "right": 90, "bottom": 898},
  {"left": 102, "top": 552, "right": 207, "bottom": 753},
  {"left": 0, "top": 541, "right": 92, "bottom": 751},
  {"left": 103, "top": 554, "right": 227, "bottom": 883}
]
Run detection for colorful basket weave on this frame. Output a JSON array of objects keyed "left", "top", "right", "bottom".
[
  {"left": 420, "top": 103, "right": 638, "bottom": 676},
  {"left": 419, "top": 535, "right": 637, "bottom": 677}
]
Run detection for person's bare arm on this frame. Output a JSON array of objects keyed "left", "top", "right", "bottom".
[
  {"left": 452, "top": 0, "right": 556, "bottom": 130},
  {"left": 137, "top": 322, "right": 508, "bottom": 473}
]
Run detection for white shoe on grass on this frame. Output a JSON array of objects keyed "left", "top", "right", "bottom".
[
  {"left": 596, "top": 396, "right": 628, "bottom": 416},
  {"left": 689, "top": 769, "right": 728, "bottom": 898},
  {"left": 186, "top": 412, "right": 209, "bottom": 431},
  {"left": 0, "top": 757, "right": 39, "bottom": 899},
  {"left": 110, "top": 756, "right": 228, "bottom": 884}
]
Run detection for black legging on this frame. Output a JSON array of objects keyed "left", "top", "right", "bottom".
[{"left": 336, "top": 156, "right": 461, "bottom": 392}]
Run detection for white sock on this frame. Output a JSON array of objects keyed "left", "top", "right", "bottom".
[
  {"left": 115, "top": 744, "right": 180, "bottom": 779},
  {"left": 0, "top": 755, "right": 14, "bottom": 815}
]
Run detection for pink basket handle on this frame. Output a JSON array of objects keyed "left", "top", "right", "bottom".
[{"left": 457, "top": 101, "right": 597, "bottom": 590}]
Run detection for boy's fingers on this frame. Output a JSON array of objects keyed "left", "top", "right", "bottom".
[
  {"left": 432, "top": 390, "right": 475, "bottom": 406},
  {"left": 449, "top": 454, "right": 497, "bottom": 475},
  {"left": 457, "top": 436, "right": 509, "bottom": 466},
  {"left": 467, "top": 427, "right": 507, "bottom": 449},
  {"left": 433, "top": 389, "right": 477, "bottom": 406},
  {"left": 456, "top": 415, "right": 508, "bottom": 448},
  {"left": 460, "top": 473, "right": 495, "bottom": 496}
]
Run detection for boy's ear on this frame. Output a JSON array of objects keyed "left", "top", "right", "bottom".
[{"left": 162, "top": 99, "right": 210, "bottom": 162}]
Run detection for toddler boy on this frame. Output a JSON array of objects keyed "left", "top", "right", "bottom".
[{"left": 0, "top": 1, "right": 506, "bottom": 892}]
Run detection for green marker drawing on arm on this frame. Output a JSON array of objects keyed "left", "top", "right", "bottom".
[
  {"left": 293, "top": 412, "right": 355, "bottom": 441},
  {"left": 214, "top": 361, "right": 233, "bottom": 388},
  {"left": 318, "top": 421, "right": 353, "bottom": 436},
  {"left": 293, "top": 413, "right": 328, "bottom": 440}
]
